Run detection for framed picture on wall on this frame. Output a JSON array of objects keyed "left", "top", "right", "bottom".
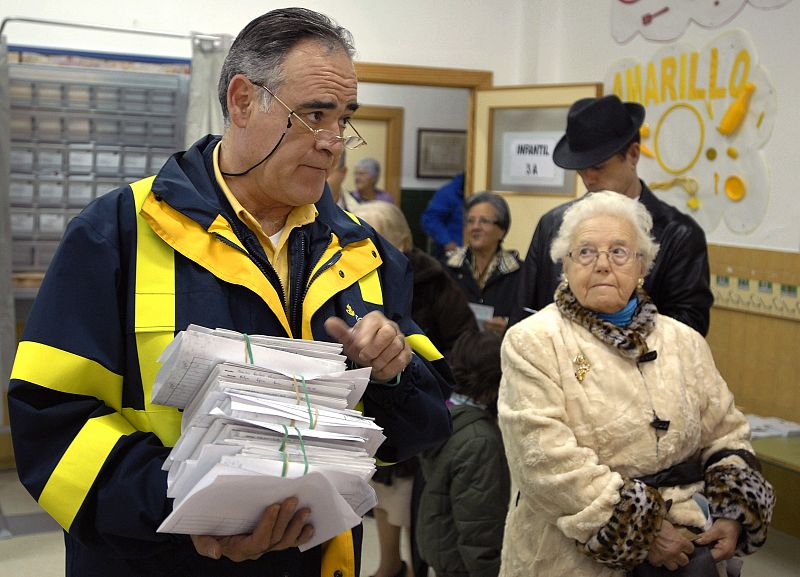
[
  {"left": 489, "top": 107, "right": 577, "bottom": 195},
  {"left": 416, "top": 129, "right": 466, "bottom": 179}
]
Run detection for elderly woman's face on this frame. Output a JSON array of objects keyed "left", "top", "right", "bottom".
[
  {"left": 466, "top": 202, "right": 504, "bottom": 254},
  {"left": 563, "top": 215, "right": 644, "bottom": 314},
  {"left": 354, "top": 167, "right": 377, "bottom": 191}
]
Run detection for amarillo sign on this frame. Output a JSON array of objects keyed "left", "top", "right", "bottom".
[{"left": 605, "top": 29, "right": 776, "bottom": 234}]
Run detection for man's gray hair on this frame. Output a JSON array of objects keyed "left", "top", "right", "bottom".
[
  {"left": 550, "top": 191, "right": 659, "bottom": 272},
  {"left": 218, "top": 8, "right": 355, "bottom": 124}
]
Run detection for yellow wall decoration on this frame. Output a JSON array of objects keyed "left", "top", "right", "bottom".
[{"left": 605, "top": 29, "right": 776, "bottom": 234}]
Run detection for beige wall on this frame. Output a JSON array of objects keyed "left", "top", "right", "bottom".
[{"left": 341, "top": 119, "right": 388, "bottom": 199}]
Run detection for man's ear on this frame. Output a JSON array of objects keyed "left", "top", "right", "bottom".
[
  {"left": 627, "top": 141, "right": 641, "bottom": 166},
  {"left": 227, "top": 74, "right": 255, "bottom": 128}
]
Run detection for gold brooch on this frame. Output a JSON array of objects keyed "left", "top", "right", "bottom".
[{"left": 574, "top": 353, "right": 591, "bottom": 383}]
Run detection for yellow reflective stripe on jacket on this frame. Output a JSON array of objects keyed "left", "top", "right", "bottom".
[
  {"left": 131, "top": 177, "right": 182, "bottom": 446},
  {"left": 11, "top": 341, "right": 124, "bottom": 409},
  {"left": 405, "top": 333, "right": 443, "bottom": 362},
  {"left": 301, "top": 237, "right": 382, "bottom": 340},
  {"left": 38, "top": 412, "right": 137, "bottom": 530}
]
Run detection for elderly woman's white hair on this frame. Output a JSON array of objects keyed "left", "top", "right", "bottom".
[
  {"left": 351, "top": 201, "right": 413, "bottom": 253},
  {"left": 550, "top": 191, "right": 659, "bottom": 273}
]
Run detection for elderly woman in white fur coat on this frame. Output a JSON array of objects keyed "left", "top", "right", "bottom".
[{"left": 497, "top": 191, "right": 774, "bottom": 577}]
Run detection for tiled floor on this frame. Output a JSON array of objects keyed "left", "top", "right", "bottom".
[{"left": 1, "top": 467, "right": 798, "bottom": 576}]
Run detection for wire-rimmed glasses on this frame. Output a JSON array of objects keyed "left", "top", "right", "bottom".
[
  {"left": 568, "top": 246, "right": 641, "bottom": 267},
  {"left": 253, "top": 81, "right": 367, "bottom": 150}
]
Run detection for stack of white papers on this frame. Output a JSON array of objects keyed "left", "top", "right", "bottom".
[
  {"left": 152, "top": 325, "right": 383, "bottom": 551},
  {"left": 746, "top": 414, "right": 800, "bottom": 438}
]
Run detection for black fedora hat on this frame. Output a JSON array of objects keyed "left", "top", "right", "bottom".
[{"left": 553, "top": 95, "right": 645, "bottom": 170}]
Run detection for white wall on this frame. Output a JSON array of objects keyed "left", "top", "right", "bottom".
[
  {"left": 357, "top": 84, "right": 469, "bottom": 189},
  {"left": 520, "top": 0, "right": 800, "bottom": 251},
  {"left": 0, "top": 0, "right": 524, "bottom": 84}
]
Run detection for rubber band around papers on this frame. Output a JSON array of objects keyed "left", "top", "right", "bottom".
[
  {"left": 295, "top": 426, "right": 309, "bottom": 474},
  {"left": 279, "top": 424, "right": 309, "bottom": 476},
  {"left": 280, "top": 425, "right": 290, "bottom": 476},
  {"left": 292, "top": 375, "right": 317, "bottom": 429},
  {"left": 279, "top": 425, "right": 289, "bottom": 452},
  {"left": 242, "top": 333, "right": 254, "bottom": 364}
]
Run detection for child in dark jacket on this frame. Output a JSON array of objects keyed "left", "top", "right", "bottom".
[{"left": 416, "top": 331, "right": 510, "bottom": 577}]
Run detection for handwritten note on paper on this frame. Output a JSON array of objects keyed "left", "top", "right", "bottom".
[{"left": 152, "top": 326, "right": 347, "bottom": 408}]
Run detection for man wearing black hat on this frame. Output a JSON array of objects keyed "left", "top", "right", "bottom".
[{"left": 508, "top": 95, "right": 713, "bottom": 334}]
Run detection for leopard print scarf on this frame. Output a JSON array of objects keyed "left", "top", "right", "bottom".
[{"left": 555, "top": 282, "right": 658, "bottom": 361}]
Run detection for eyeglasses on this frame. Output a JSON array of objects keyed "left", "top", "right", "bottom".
[
  {"left": 466, "top": 216, "right": 498, "bottom": 227},
  {"left": 568, "top": 246, "right": 641, "bottom": 266},
  {"left": 253, "top": 81, "right": 367, "bottom": 150}
]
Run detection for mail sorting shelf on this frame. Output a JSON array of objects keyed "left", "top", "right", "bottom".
[{"left": 7, "top": 62, "right": 189, "bottom": 273}]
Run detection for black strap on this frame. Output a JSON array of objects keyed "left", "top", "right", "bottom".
[
  {"left": 637, "top": 448, "right": 761, "bottom": 489},
  {"left": 636, "top": 457, "right": 703, "bottom": 488},
  {"left": 705, "top": 448, "right": 761, "bottom": 472}
]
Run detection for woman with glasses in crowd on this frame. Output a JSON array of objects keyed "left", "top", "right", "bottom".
[
  {"left": 443, "top": 192, "right": 521, "bottom": 336},
  {"left": 497, "top": 191, "right": 774, "bottom": 577}
]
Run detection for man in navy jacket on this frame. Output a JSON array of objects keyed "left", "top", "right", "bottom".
[{"left": 8, "top": 8, "right": 452, "bottom": 577}]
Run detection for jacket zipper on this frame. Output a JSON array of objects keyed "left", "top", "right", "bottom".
[
  {"left": 293, "top": 235, "right": 342, "bottom": 336},
  {"left": 289, "top": 233, "right": 307, "bottom": 337}
]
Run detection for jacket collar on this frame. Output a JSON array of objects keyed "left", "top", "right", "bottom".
[
  {"left": 636, "top": 181, "right": 667, "bottom": 222},
  {"left": 446, "top": 246, "right": 520, "bottom": 275}
]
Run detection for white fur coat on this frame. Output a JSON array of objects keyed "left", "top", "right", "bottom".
[{"left": 497, "top": 297, "right": 772, "bottom": 577}]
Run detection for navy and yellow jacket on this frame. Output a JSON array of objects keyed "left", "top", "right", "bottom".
[{"left": 8, "top": 135, "right": 453, "bottom": 577}]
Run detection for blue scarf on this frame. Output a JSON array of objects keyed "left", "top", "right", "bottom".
[{"left": 597, "top": 297, "right": 638, "bottom": 327}]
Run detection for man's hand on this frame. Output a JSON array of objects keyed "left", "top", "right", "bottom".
[
  {"left": 646, "top": 519, "right": 695, "bottom": 570},
  {"left": 191, "top": 497, "right": 313, "bottom": 562},
  {"left": 694, "top": 518, "right": 741, "bottom": 562},
  {"left": 325, "top": 311, "right": 412, "bottom": 382}
]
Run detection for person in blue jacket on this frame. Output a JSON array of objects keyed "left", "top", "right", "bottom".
[
  {"left": 420, "top": 172, "right": 464, "bottom": 258},
  {"left": 8, "top": 8, "right": 452, "bottom": 577}
]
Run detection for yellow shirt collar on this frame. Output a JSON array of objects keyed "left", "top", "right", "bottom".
[
  {"left": 212, "top": 140, "right": 318, "bottom": 305},
  {"left": 211, "top": 141, "right": 318, "bottom": 251}
]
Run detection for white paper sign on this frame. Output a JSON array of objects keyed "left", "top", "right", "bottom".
[{"left": 501, "top": 131, "right": 565, "bottom": 187}]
